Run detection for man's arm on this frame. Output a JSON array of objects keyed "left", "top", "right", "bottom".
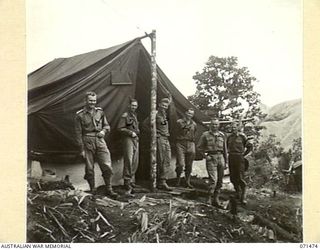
[
  {"left": 223, "top": 134, "right": 228, "bottom": 163},
  {"left": 117, "top": 113, "right": 136, "bottom": 137},
  {"left": 197, "top": 134, "right": 206, "bottom": 157},
  {"left": 243, "top": 134, "right": 253, "bottom": 157},
  {"left": 74, "top": 115, "right": 84, "bottom": 152}
]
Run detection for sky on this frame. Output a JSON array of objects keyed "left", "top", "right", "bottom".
[{"left": 26, "top": 0, "right": 302, "bottom": 107}]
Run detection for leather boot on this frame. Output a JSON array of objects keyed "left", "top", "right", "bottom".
[
  {"left": 158, "top": 180, "right": 173, "bottom": 191},
  {"left": 185, "top": 174, "right": 194, "bottom": 189},
  {"left": 207, "top": 193, "right": 212, "bottom": 205},
  {"left": 240, "top": 186, "right": 247, "bottom": 205},
  {"left": 124, "top": 180, "right": 134, "bottom": 197},
  {"left": 176, "top": 175, "right": 181, "bottom": 187},
  {"left": 213, "top": 190, "right": 224, "bottom": 209},
  {"left": 234, "top": 186, "right": 241, "bottom": 200},
  {"left": 103, "top": 175, "right": 119, "bottom": 199},
  {"left": 87, "top": 178, "right": 97, "bottom": 194}
]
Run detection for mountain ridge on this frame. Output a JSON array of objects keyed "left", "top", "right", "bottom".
[{"left": 259, "top": 98, "right": 301, "bottom": 150}]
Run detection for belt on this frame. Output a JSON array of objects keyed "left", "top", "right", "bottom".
[
  {"left": 229, "top": 152, "right": 244, "bottom": 155},
  {"left": 157, "top": 134, "right": 169, "bottom": 138},
  {"left": 177, "top": 139, "right": 195, "bottom": 142},
  {"left": 207, "top": 151, "right": 223, "bottom": 155},
  {"left": 83, "top": 132, "right": 99, "bottom": 137}
]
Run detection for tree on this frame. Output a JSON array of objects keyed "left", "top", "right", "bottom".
[
  {"left": 291, "top": 137, "right": 302, "bottom": 162},
  {"left": 254, "top": 134, "right": 284, "bottom": 163},
  {"left": 188, "top": 56, "right": 265, "bottom": 121}
]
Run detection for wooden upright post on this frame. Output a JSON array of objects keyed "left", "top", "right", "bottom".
[{"left": 150, "top": 30, "right": 157, "bottom": 191}]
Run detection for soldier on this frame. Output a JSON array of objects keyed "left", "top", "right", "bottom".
[
  {"left": 175, "top": 108, "right": 197, "bottom": 188},
  {"left": 117, "top": 99, "right": 139, "bottom": 195},
  {"left": 155, "top": 97, "right": 173, "bottom": 191},
  {"left": 197, "top": 118, "right": 227, "bottom": 208},
  {"left": 74, "top": 91, "right": 118, "bottom": 198},
  {"left": 143, "top": 97, "right": 173, "bottom": 191},
  {"left": 227, "top": 121, "right": 253, "bottom": 205}
]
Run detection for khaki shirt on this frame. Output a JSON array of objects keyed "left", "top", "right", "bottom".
[
  {"left": 176, "top": 118, "right": 197, "bottom": 142},
  {"left": 156, "top": 110, "right": 170, "bottom": 137},
  {"left": 197, "top": 130, "right": 227, "bottom": 159},
  {"left": 117, "top": 111, "right": 140, "bottom": 137},
  {"left": 74, "top": 107, "right": 110, "bottom": 151}
]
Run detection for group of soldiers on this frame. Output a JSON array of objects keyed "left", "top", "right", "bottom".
[{"left": 74, "top": 91, "right": 252, "bottom": 206}]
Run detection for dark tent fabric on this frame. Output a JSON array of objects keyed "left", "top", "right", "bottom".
[{"left": 28, "top": 38, "right": 210, "bottom": 165}]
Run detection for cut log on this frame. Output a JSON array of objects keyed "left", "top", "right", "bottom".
[{"left": 253, "top": 213, "right": 300, "bottom": 242}]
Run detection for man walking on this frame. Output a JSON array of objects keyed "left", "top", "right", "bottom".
[
  {"left": 197, "top": 118, "right": 227, "bottom": 208},
  {"left": 227, "top": 121, "right": 252, "bottom": 205},
  {"left": 117, "top": 99, "right": 139, "bottom": 195},
  {"left": 175, "top": 108, "right": 197, "bottom": 188},
  {"left": 74, "top": 91, "right": 118, "bottom": 198}
]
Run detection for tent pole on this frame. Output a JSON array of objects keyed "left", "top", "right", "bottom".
[{"left": 150, "top": 30, "right": 157, "bottom": 191}]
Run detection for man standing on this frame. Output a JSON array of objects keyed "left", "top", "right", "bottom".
[
  {"left": 155, "top": 97, "right": 173, "bottom": 191},
  {"left": 74, "top": 91, "right": 118, "bottom": 199},
  {"left": 143, "top": 97, "right": 173, "bottom": 191},
  {"left": 197, "top": 118, "right": 227, "bottom": 208},
  {"left": 175, "top": 108, "right": 197, "bottom": 188},
  {"left": 117, "top": 99, "right": 139, "bottom": 195},
  {"left": 227, "top": 121, "right": 252, "bottom": 205}
]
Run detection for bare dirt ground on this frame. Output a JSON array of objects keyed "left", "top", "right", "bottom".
[{"left": 27, "top": 176, "right": 302, "bottom": 243}]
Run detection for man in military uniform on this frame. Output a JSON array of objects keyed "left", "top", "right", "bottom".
[
  {"left": 143, "top": 97, "right": 173, "bottom": 191},
  {"left": 175, "top": 108, "right": 197, "bottom": 188},
  {"left": 227, "top": 121, "right": 253, "bottom": 205},
  {"left": 74, "top": 91, "right": 118, "bottom": 198},
  {"left": 117, "top": 99, "right": 139, "bottom": 195},
  {"left": 197, "top": 118, "right": 227, "bottom": 208},
  {"left": 155, "top": 97, "right": 173, "bottom": 191}
]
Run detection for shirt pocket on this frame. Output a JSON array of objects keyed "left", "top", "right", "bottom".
[
  {"left": 126, "top": 117, "right": 134, "bottom": 126},
  {"left": 216, "top": 136, "right": 224, "bottom": 148},
  {"left": 82, "top": 116, "right": 92, "bottom": 127},
  {"left": 207, "top": 137, "right": 215, "bottom": 147},
  {"left": 235, "top": 137, "right": 244, "bottom": 146},
  {"left": 160, "top": 118, "right": 167, "bottom": 125},
  {"left": 95, "top": 117, "right": 102, "bottom": 128}
]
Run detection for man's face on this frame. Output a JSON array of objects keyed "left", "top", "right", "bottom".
[
  {"left": 210, "top": 119, "right": 219, "bottom": 132},
  {"left": 185, "top": 110, "right": 194, "bottom": 120},
  {"left": 159, "top": 102, "right": 169, "bottom": 110},
  {"left": 86, "top": 95, "right": 97, "bottom": 109},
  {"left": 231, "top": 123, "right": 239, "bottom": 133},
  {"left": 129, "top": 101, "right": 138, "bottom": 113}
]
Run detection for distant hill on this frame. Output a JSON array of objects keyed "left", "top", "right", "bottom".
[{"left": 259, "top": 99, "right": 301, "bottom": 150}]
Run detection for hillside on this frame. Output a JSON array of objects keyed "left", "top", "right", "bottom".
[{"left": 260, "top": 99, "right": 301, "bottom": 150}]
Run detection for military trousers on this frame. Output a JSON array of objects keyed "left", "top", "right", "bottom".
[
  {"left": 157, "top": 135, "right": 171, "bottom": 181},
  {"left": 228, "top": 153, "right": 246, "bottom": 190},
  {"left": 206, "top": 153, "right": 225, "bottom": 194},
  {"left": 83, "top": 135, "right": 113, "bottom": 181},
  {"left": 122, "top": 136, "right": 139, "bottom": 184},
  {"left": 175, "top": 140, "right": 195, "bottom": 177}
]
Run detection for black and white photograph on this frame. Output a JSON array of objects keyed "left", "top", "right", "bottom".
[{"left": 26, "top": 0, "right": 302, "bottom": 243}]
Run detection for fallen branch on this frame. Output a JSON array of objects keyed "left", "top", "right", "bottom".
[
  {"left": 27, "top": 198, "right": 33, "bottom": 205},
  {"left": 96, "top": 210, "right": 114, "bottom": 229},
  {"left": 100, "top": 231, "right": 110, "bottom": 239},
  {"left": 78, "top": 205, "right": 88, "bottom": 215},
  {"left": 35, "top": 223, "right": 52, "bottom": 234},
  {"left": 253, "top": 213, "right": 300, "bottom": 242},
  {"left": 78, "top": 230, "right": 95, "bottom": 242},
  {"left": 49, "top": 234, "right": 56, "bottom": 241},
  {"left": 48, "top": 210, "right": 70, "bottom": 238}
]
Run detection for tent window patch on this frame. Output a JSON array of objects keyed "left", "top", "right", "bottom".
[{"left": 111, "top": 70, "right": 132, "bottom": 85}]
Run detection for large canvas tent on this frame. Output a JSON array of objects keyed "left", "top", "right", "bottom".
[{"left": 28, "top": 37, "right": 209, "bottom": 178}]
